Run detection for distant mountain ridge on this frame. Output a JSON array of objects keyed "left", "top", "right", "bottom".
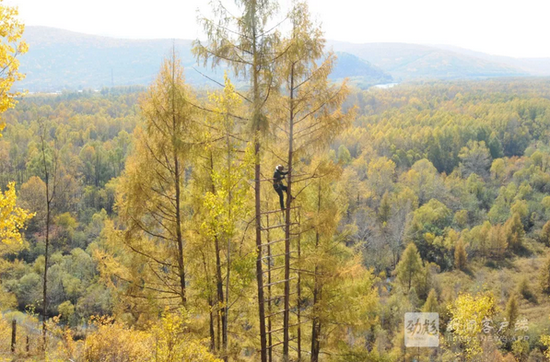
[
  {"left": 16, "top": 26, "right": 550, "bottom": 92},
  {"left": 432, "top": 44, "right": 550, "bottom": 76},
  {"left": 326, "top": 41, "right": 541, "bottom": 81},
  {"left": 18, "top": 27, "right": 394, "bottom": 92}
]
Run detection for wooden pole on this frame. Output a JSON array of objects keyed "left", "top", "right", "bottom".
[{"left": 11, "top": 319, "right": 16, "bottom": 353}]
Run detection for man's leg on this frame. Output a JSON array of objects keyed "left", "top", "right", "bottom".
[
  {"left": 280, "top": 185, "right": 288, "bottom": 209},
  {"left": 275, "top": 185, "right": 285, "bottom": 210}
]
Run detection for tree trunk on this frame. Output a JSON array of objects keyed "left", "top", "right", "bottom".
[
  {"left": 255, "top": 136, "right": 267, "bottom": 362},
  {"left": 283, "top": 62, "right": 296, "bottom": 361},
  {"left": 42, "top": 198, "right": 49, "bottom": 350},
  {"left": 311, "top": 182, "right": 323, "bottom": 362},
  {"left": 171, "top": 56, "right": 187, "bottom": 306},
  {"left": 41, "top": 135, "right": 52, "bottom": 352},
  {"left": 251, "top": 1, "right": 267, "bottom": 359}
]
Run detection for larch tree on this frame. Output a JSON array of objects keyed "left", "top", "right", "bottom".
[
  {"left": 540, "top": 252, "right": 550, "bottom": 295},
  {"left": 504, "top": 294, "right": 519, "bottom": 333},
  {"left": 395, "top": 243, "right": 423, "bottom": 292},
  {"left": 116, "top": 52, "right": 198, "bottom": 308},
  {"left": 505, "top": 212, "right": 524, "bottom": 253},
  {"left": 540, "top": 220, "right": 550, "bottom": 246},
  {"left": 488, "top": 223, "right": 507, "bottom": 259},
  {"left": 302, "top": 158, "right": 378, "bottom": 361},
  {"left": 422, "top": 289, "right": 438, "bottom": 313},
  {"left": 268, "top": 2, "right": 353, "bottom": 358},
  {"left": 194, "top": 2, "right": 284, "bottom": 360},
  {"left": 191, "top": 76, "right": 253, "bottom": 358},
  {"left": 36, "top": 120, "right": 62, "bottom": 350},
  {"left": 454, "top": 238, "right": 467, "bottom": 271}
]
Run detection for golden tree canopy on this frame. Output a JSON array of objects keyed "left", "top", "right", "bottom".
[
  {"left": 0, "top": 0, "right": 27, "bottom": 136},
  {"left": 0, "top": 182, "right": 34, "bottom": 245}
]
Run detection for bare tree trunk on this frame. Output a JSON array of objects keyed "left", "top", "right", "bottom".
[
  {"left": 223, "top": 116, "right": 232, "bottom": 361},
  {"left": 251, "top": 1, "right": 267, "bottom": 359},
  {"left": 255, "top": 136, "right": 267, "bottom": 362},
  {"left": 311, "top": 182, "right": 322, "bottom": 362},
  {"left": 215, "top": 235, "right": 225, "bottom": 350},
  {"left": 42, "top": 194, "right": 50, "bottom": 350},
  {"left": 283, "top": 62, "right": 296, "bottom": 362},
  {"left": 310, "top": 260, "right": 322, "bottom": 362},
  {"left": 39, "top": 131, "right": 55, "bottom": 352},
  {"left": 209, "top": 298, "right": 216, "bottom": 351},
  {"left": 200, "top": 249, "right": 216, "bottom": 352}
]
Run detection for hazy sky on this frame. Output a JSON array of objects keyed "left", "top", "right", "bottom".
[{"left": 5, "top": 0, "right": 550, "bottom": 58}]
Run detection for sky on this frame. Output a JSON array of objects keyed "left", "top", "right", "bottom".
[{"left": 5, "top": 0, "right": 550, "bottom": 58}]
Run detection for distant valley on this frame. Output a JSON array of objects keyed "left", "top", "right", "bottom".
[{"left": 16, "top": 26, "right": 550, "bottom": 92}]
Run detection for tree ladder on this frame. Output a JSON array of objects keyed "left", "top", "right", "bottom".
[{"left": 259, "top": 201, "right": 306, "bottom": 362}]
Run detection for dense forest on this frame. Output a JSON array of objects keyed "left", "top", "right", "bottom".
[
  {"left": 3, "top": 1, "right": 550, "bottom": 362},
  {"left": 3, "top": 75, "right": 550, "bottom": 361}
]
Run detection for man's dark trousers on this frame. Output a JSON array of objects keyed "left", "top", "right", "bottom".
[{"left": 273, "top": 184, "right": 287, "bottom": 210}]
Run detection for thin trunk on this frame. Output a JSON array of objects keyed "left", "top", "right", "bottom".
[
  {"left": 311, "top": 182, "right": 322, "bottom": 362},
  {"left": 212, "top": 155, "right": 225, "bottom": 354},
  {"left": 215, "top": 237, "right": 223, "bottom": 352},
  {"left": 311, "top": 236, "right": 322, "bottom": 362},
  {"left": 201, "top": 251, "right": 216, "bottom": 351},
  {"left": 310, "top": 281, "right": 321, "bottom": 362},
  {"left": 42, "top": 192, "right": 50, "bottom": 350},
  {"left": 223, "top": 115, "right": 232, "bottom": 361},
  {"left": 266, "top": 215, "right": 273, "bottom": 362},
  {"left": 254, "top": 135, "right": 267, "bottom": 362},
  {"left": 174, "top": 134, "right": 186, "bottom": 306},
  {"left": 251, "top": 1, "right": 267, "bottom": 359},
  {"left": 283, "top": 62, "right": 296, "bottom": 361},
  {"left": 297, "top": 210, "right": 302, "bottom": 361},
  {"left": 40, "top": 134, "right": 52, "bottom": 352},
  {"left": 210, "top": 299, "right": 216, "bottom": 351},
  {"left": 172, "top": 56, "right": 186, "bottom": 306}
]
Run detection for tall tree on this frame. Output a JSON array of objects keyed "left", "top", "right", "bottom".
[
  {"left": 193, "top": 76, "right": 252, "bottom": 359},
  {"left": 117, "top": 53, "right": 198, "bottom": 308},
  {"left": 37, "top": 121, "right": 62, "bottom": 350},
  {"left": 303, "top": 158, "right": 378, "bottom": 361},
  {"left": 194, "top": 2, "right": 283, "bottom": 360},
  {"left": 505, "top": 212, "right": 524, "bottom": 253},
  {"left": 0, "top": 0, "right": 27, "bottom": 127},
  {"left": 454, "top": 238, "right": 467, "bottom": 271},
  {"left": 395, "top": 243, "right": 423, "bottom": 292},
  {"left": 271, "top": 3, "right": 353, "bottom": 358},
  {"left": 0, "top": 0, "right": 30, "bottom": 264},
  {"left": 540, "top": 252, "right": 550, "bottom": 295}
]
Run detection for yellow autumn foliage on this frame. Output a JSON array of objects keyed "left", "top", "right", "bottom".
[
  {"left": 0, "top": 182, "right": 34, "bottom": 245},
  {"left": 0, "top": 0, "right": 27, "bottom": 135},
  {"left": 447, "top": 292, "right": 496, "bottom": 360},
  {"left": 83, "top": 317, "right": 152, "bottom": 362},
  {"left": 81, "top": 311, "right": 221, "bottom": 362}
]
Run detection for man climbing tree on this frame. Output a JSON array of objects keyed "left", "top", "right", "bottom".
[{"left": 273, "top": 164, "right": 290, "bottom": 211}]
